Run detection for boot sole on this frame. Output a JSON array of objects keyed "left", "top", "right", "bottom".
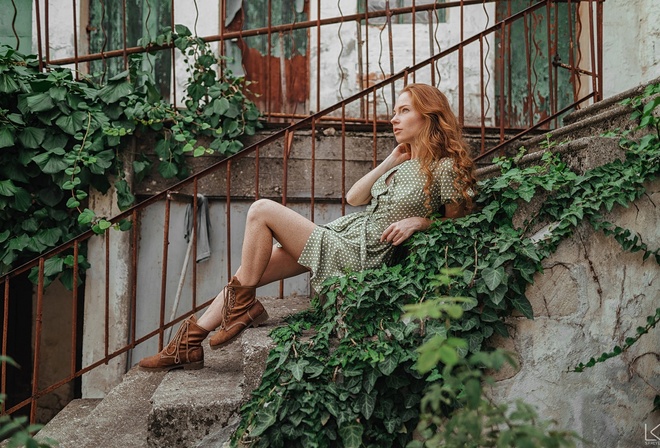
[
  {"left": 138, "top": 360, "right": 204, "bottom": 372},
  {"left": 209, "top": 310, "right": 269, "bottom": 351}
]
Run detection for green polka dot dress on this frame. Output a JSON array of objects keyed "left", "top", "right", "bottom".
[{"left": 298, "top": 157, "right": 460, "bottom": 290}]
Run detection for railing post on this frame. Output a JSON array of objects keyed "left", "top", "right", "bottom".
[{"left": 81, "top": 151, "right": 135, "bottom": 398}]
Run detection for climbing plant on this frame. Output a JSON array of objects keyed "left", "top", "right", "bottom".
[
  {"left": 0, "top": 24, "right": 261, "bottom": 286},
  {"left": 232, "top": 83, "right": 660, "bottom": 447}
]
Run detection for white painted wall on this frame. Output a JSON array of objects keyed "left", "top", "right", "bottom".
[
  {"left": 601, "top": 0, "right": 660, "bottom": 98},
  {"left": 308, "top": 1, "right": 496, "bottom": 123}
]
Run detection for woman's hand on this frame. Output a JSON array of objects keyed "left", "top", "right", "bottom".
[
  {"left": 380, "top": 216, "right": 431, "bottom": 246},
  {"left": 389, "top": 144, "right": 412, "bottom": 166},
  {"left": 346, "top": 145, "right": 411, "bottom": 206}
]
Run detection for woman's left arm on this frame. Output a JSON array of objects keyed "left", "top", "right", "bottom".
[
  {"left": 380, "top": 202, "right": 466, "bottom": 246},
  {"left": 380, "top": 216, "right": 431, "bottom": 246}
]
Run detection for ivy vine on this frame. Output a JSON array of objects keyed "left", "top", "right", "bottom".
[
  {"left": 231, "top": 83, "right": 660, "bottom": 447},
  {"left": 0, "top": 24, "right": 261, "bottom": 287}
]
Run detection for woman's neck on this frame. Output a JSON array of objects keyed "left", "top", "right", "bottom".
[{"left": 410, "top": 144, "right": 421, "bottom": 159}]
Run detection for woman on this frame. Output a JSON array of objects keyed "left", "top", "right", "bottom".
[{"left": 139, "top": 83, "right": 476, "bottom": 371}]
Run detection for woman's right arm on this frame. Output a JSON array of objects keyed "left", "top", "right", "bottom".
[{"left": 346, "top": 145, "right": 411, "bottom": 206}]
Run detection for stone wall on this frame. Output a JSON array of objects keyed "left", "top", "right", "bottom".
[
  {"left": 488, "top": 176, "right": 660, "bottom": 447},
  {"left": 475, "top": 115, "right": 660, "bottom": 446}
]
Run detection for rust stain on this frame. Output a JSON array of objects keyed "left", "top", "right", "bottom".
[{"left": 238, "top": 42, "right": 308, "bottom": 115}]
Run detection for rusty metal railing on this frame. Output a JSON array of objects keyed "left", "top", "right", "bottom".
[{"left": 1, "top": 0, "right": 603, "bottom": 425}]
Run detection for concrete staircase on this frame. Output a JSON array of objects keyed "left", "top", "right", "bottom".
[{"left": 36, "top": 295, "right": 310, "bottom": 448}]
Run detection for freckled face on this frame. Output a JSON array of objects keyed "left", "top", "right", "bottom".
[{"left": 391, "top": 92, "right": 425, "bottom": 147}]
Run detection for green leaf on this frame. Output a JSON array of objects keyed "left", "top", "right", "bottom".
[
  {"left": 36, "top": 227, "right": 63, "bottom": 246},
  {"left": 518, "top": 244, "right": 541, "bottom": 262},
  {"left": 66, "top": 197, "right": 80, "bottom": 208},
  {"left": 0, "top": 72, "right": 21, "bottom": 93},
  {"left": 362, "top": 368, "right": 379, "bottom": 394},
  {"left": 304, "top": 361, "right": 324, "bottom": 378},
  {"left": 338, "top": 423, "right": 363, "bottom": 448},
  {"left": 481, "top": 307, "right": 499, "bottom": 322},
  {"left": 481, "top": 266, "right": 506, "bottom": 291},
  {"left": 39, "top": 154, "right": 69, "bottom": 174},
  {"left": 212, "top": 97, "right": 230, "bottom": 115},
  {"left": 0, "top": 179, "right": 18, "bottom": 196},
  {"left": 77, "top": 208, "right": 95, "bottom": 225},
  {"left": 98, "top": 219, "right": 112, "bottom": 230},
  {"left": 8, "top": 234, "right": 30, "bottom": 251},
  {"left": 0, "top": 126, "right": 15, "bottom": 148},
  {"left": 157, "top": 161, "right": 178, "bottom": 178},
  {"left": 38, "top": 188, "right": 64, "bottom": 206},
  {"left": 249, "top": 400, "right": 280, "bottom": 437},
  {"left": 25, "top": 92, "right": 55, "bottom": 112},
  {"left": 41, "top": 132, "right": 68, "bottom": 151},
  {"left": 464, "top": 378, "right": 482, "bottom": 409},
  {"left": 43, "top": 256, "right": 64, "bottom": 277},
  {"left": 357, "top": 391, "right": 376, "bottom": 419},
  {"left": 13, "top": 187, "right": 32, "bottom": 212},
  {"left": 48, "top": 85, "right": 67, "bottom": 102},
  {"left": 59, "top": 268, "right": 83, "bottom": 290},
  {"left": 115, "top": 179, "right": 135, "bottom": 211},
  {"left": 55, "top": 111, "right": 89, "bottom": 135},
  {"left": 378, "top": 354, "right": 398, "bottom": 375},
  {"left": 289, "top": 359, "right": 309, "bottom": 382},
  {"left": 510, "top": 295, "right": 534, "bottom": 319},
  {"left": 174, "top": 24, "right": 192, "bottom": 37},
  {"left": 98, "top": 80, "right": 134, "bottom": 104},
  {"left": 116, "top": 219, "right": 133, "bottom": 231},
  {"left": 17, "top": 127, "right": 46, "bottom": 149}
]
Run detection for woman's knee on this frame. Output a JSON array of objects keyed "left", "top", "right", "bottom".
[{"left": 247, "top": 198, "right": 278, "bottom": 222}]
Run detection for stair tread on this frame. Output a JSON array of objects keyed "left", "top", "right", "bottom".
[
  {"left": 147, "top": 295, "right": 310, "bottom": 447},
  {"left": 37, "top": 368, "right": 166, "bottom": 447},
  {"left": 36, "top": 398, "right": 102, "bottom": 446}
]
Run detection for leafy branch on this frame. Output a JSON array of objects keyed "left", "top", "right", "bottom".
[
  {"left": 571, "top": 307, "right": 660, "bottom": 373},
  {"left": 0, "top": 24, "right": 261, "bottom": 287}
]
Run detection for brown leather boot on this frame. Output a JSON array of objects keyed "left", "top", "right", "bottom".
[
  {"left": 138, "top": 314, "right": 210, "bottom": 371},
  {"left": 209, "top": 276, "right": 269, "bottom": 350}
]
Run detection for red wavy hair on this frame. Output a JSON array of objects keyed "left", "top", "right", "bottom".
[{"left": 399, "top": 83, "right": 476, "bottom": 211}]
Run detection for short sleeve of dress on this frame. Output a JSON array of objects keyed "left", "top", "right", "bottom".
[{"left": 433, "top": 158, "right": 461, "bottom": 204}]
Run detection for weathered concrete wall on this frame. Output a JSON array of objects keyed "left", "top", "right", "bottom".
[
  {"left": 474, "top": 118, "right": 660, "bottom": 447},
  {"left": 35, "top": 281, "right": 75, "bottom": 422},
  {"left": 602, "top": 0, "right": 660, "bottom": 99},
  {"left": 488, "top": 177, "right": 660, "bottom": 448}
]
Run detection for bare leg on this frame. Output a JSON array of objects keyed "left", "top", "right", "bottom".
[{"left": 197, "top": 199, "right": 315, "bottom": 330}]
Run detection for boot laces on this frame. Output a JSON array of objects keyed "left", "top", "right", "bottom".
[
  {"left": 221, "top": 284, "right": 237, "bottom": 329},
  {"left": 164, "top": 318, "right": 191, "bottom": 364}
]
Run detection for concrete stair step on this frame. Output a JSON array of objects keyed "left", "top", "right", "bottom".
[
  {"left": 37, "top": 368, "right": 167, "bottom": 447},
  {"left": 147, "top": 295, "right": 310, "bottom": 448},
  {"left": 35, "top": 398, "right": 102, "bottom": 446}
]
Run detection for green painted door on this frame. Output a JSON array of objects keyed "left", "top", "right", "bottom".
[
  {"left": 0, "top": 0, "right": 31, "bottom": 54},
  {"left": 495, "top": 1, "right": 577, "bottom": 129},
  {"left": 88, "top": 0, "right": 171, "bottom": 98}
]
